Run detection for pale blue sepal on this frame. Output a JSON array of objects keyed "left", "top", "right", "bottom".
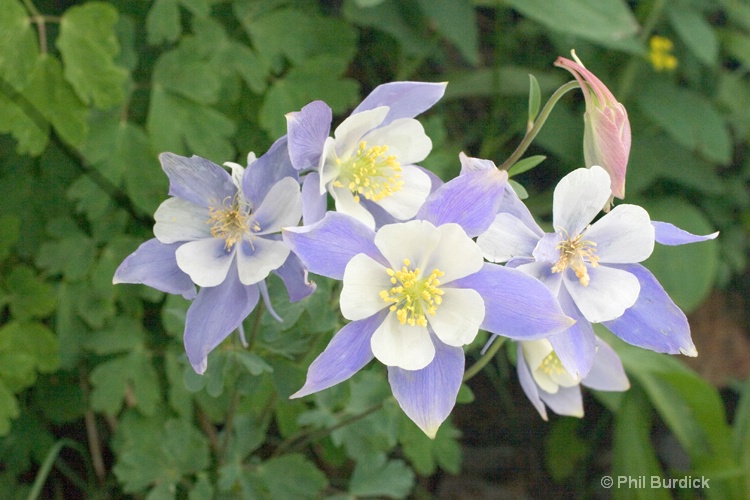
[
  {"left": 184, "top": 261, "right": 260, "bottom": 374},
  {"left": 273, "top": 252, "right": 317, "bottom": 303},
  {"left": 282, "top": 212, "right": 385, "bottom": 280},
  {"left": 301, "top": 173, "right": 327, "bottom": 225},
  {"left": 652, "top": 221, "right": 719, "bottom": 246},
  {"left": 450, "top": 263, "right": 574, "bottom": 340},
  {"left": 113, "top": 238, "right": 197, "bottom": 300},
  {"left": 416, "top": 169, "right": 508, "bottom": 237},
  {"left": 291, "top": 310, "right": 386, "bottom": 399},
  {"left": 582, "top": 337, "right": 630, "bottom": 391},
  {"left": 548, "top": 285, "right": 597, "bottom": 378},
  {"left": 352, "top": 81, "right": 447, "bottom": 126},
  {"left": 387, "top": 334, "right": 464, "bottom": 438},
  {"left": 602, "top": 263, "right": 697, "bottom": 356},
  {"left": 242, "top": 135, "right": 298, "bottom": 208},
  {"left": 159, "top": 153, "right": 235, "bottom": 208},
  {"left": 538, "top": 385, "right": 584, "bottom": 418},
  {"left": 286, "top": 100, "right": 332, "bottom": 171},
  {"left": 516, "top": 343, "right": 549, "bottom": 420}
]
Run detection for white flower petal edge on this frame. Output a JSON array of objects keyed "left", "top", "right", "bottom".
[
  {"left": 477, "top": 213, "right": 542, "bottom": 263},
  {"left": 374, "top": 219, "right": 441, "bottom": 270},
  {"left": 371, "top": 312, "right": 435, "bottom": 370},
  {"left": 340, "top": 254, "right": 393, "bottom": 321},
  {"left": 429, "top": 223, "right": 484, "bottom": 283},
  {"left": 236, "top": 238, "right": 290, "bottom": 286},
  {"left": 331, "top": 184, "right": 377, "bottom": 229},
  {"left": 553, "top": 166, "right": 611, "bottom": 235},
  {"left": 333, "top": 107, "right": 390, "bottom": 156},
  {"left": 175, "top": 238, "right": 234, "bottom": 287},
  {"left": 374, "top": 165, "right": 432, "bottom": 220},
  {"left": 427, "top": 287, "right": 484, "bottom": 347},
  {"left": 154, "top": 197, "right": 213, "bottom": 243},
  {"left": 362, "top": 117, "right": 432, "bottom": 165},
  {"left": 586, "top": 204, "right": 654, "bottom": 263},
  {"left": 564, "top": 265, "right": 640, "bottom": 322}
]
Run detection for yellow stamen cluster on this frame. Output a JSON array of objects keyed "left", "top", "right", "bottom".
[
  {"left": 333, "top": 141, "right": 403, "bottom": 203},
  {"left": 206, "top": 194, "right": 260, "bottom": 250},
  {"left": 551, "top": 227, "right": 599, "bottom": 286},
  {"left": 379, "top": 258, "right": 444, "bottom": 327},
  {"left": 539, "top": 351, "right": 567, "bottom": 376},
  {"left": 649, "top": 36, "right": 678, "bottom": 71}
]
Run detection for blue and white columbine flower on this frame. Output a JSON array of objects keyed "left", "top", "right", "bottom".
[
  {"left": 114, "top": 139, "right": 315, "bottom": 373},
  {"left": 283, "top": 167, "right": 574, "bottom": 437},
  {"left": 517, "top": 336, "right": 629, "bottom": 420},
  {"left": 286, "top": 81, "right": 446, "bottom": 229},
  {"left": 477, "top": 165, "right": 718, "bottom": 377}
]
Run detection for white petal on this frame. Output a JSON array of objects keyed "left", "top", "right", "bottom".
[
  {"left": 331, "top": 185, "right": 376, "bottom": 229},
  {"left": 340, "top": 254, "right": 392, "bottom": 321},
  {"left": 428, "top": 223, "right": 483, "bottom": 283},
  {"left": 362, "top": 117, "right": 432, "bottom": 165},
  {"left": 565, "top": 265, "right": 640, "bottom": 323},
  {"left": 236, "top": 237, "right": 290, "bottom": 286},
  {"left": 371, "top": 312, "right": 435, "bottom": 370},
  {"left": 154, "top": 197, "right": 211, "bottom": 243},
  {"left": 175, "top": 238, "right": 234, "bottom": 287},
  {"left": 333, "top": 107, "right": 389, "bottom": 157},
  {"left": 428, "top": 287, "right": 484, "bottom": 347},
  {"left": 374, "top": 219, "right": 440, "bottom": 270},
  {"left": 374, "top": 165, "right": 431, "bottom": 220},
  {"left": 319, "top": 137, "right": 339, "bottom": 194},
  {"left": 477, "top": 213, "right": 540, "bottom": 263},
  {"left": 252, "top": 177, "right": 303, "bottom": 235},
  {"left": 553, "top": 166, "right": 611, "bottom": 235},
  {"left": 586, "top": 204, "right": 654, "bottom": 263}
]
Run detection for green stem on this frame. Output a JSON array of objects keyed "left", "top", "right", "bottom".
[
  {"left": 463, "top": 336, "right": 507, "bottom": 382},
  {"left": 497, "top": 81, "right": 580, "bottom": 171},
  {"left": 27, "top": 439, "right": 92, "bottom": 500}
]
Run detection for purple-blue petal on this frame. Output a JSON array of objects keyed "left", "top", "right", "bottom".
[
  {"left": 291, "top": 310, "right": 386, "bottom": 398},
  {"left": 450, "top": 263, "right": 574, "bottom": 339},
  {"left": 184, "top": 262, "right": 260, "bottom": 373},
  {"left": 516, "top": 344, "right": 548, "bottom": 420},
  {"left": 242, "top": 135, "right": 299, "bottom": 208},
  {"left": 273, "top": 252, "right": 317, "bottom": 302},
  {"left": 500, "top": 184, "right": 543, "bottom": 236},
  {"left": 602, "top": 263, "right": 696, "bottom": 355},
  {"left": 160, "top": 153, "right": 236, "bottom": 208},
  {"left": 301, "top": 173, "right": 328, "bottom": 225},
  {"left": 352, "top": 81, "right": 447, "bottom": 126},
  {"left": 282, "top": 212, "right": 385, "bottom": 280},
  {"left": 548, "top": 285, "right": 597, "bottom": 378},
  {"left": 258, "top": 279, "right": 283, "bottom": 322},
  {"left": 286, "top": 100, "right": 332, "bottom": 171},
  {"left": 458, "top": 152, "right": 496, "bottom": 174},
  {"left": 416, "top": 169, "right": 508, "bottom": 237},
  {"left": 581, "top": 337, "right": 629, "bottom": 391},
  {"left": 113, "top": 238, "right": 197, "bottom": 299},
  {"left": 387, "top": 334, "right": 464, "bottom": 438},
  {"left": 652, "top": 221, "right": 719, "bottom": 246}
]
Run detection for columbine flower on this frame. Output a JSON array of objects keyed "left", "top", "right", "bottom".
[
  {"left": 114, "top": 139, "right": 314, "bottom": 373},
  {"left": 477, "top": 165, "right": 718, "bottom": 377},
  {"left": 555, "top": 52, "right": 630, "bottom": 202},
  {"left": 286, "top": 81, "right": 447, "bottom": 229},
  {"left": 517, "top": 336, "right": 629, "bottom": 420},
  {"left": 283, "top": 168, "right": 573, "bottom": 437}
]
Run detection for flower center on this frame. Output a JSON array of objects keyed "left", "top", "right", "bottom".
[
  {"left": 551, "top": 227, "right": 599, "bottom": 286},
  {"left": 333, "top": 140, "right": 403, "bottom": 203},
  {"left": 379, "top": 259, "right": 444, "bottom": 327},
  {"left": 538, "top": 351, "right": 567, "bottom": 376},
  {"left": 207, "top": 194, "right": 259, "bottom": 250}
]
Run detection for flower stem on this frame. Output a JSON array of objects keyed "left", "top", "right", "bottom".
[
  {"left": 463, "top": 336, "right": 506, "bottom": 382},
  {"left": 497, "top": 80, "right": 580, "bottom": 171}
]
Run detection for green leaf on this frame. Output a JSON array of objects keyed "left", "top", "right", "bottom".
[
  {"left": 508, "top": 155, "right": 546, "bottom": 177},
  {"left": 399, "top": 417, "right": 462, "bottom": 476},
  {"left": 502, "top": 0, "right": 640, "bottom": 50},
  {"left": 667, "top": 3, "right": 718, "bottom": 67},
  {"left": 0, "top": 90, "right": 49, "bottom": 156},
  {"left": 146, "top": 0, "right": 181, "bottom": 45},
  {"left": 545, "top": 418, "right": 590, "bottom": 481},
  {"left": 0, "top": 0, "right": 39, "bottom": 89},
  {"left": 147, "top": 86, "right": 236, "bottom": 161},
  {"left": 641, "top": 198, "right": 719, "bottom": 313},
  {"left": 349, "top": 453, "right": 415, "bottom": 498},
  {"left": 57, "top": 2, "right": 127, "bottom": 109},
  {"left": 0, "top": 214, "right": 20, "bottom": 261},
  {"left": 84, "top": 317, "right": 144, "bottom": 355},
  {"left": 508, "top": 179, "right": 528, "bottom": 199},
  {"left": 0, "top": 321, "right": 59, "bottom": 391},
  {"left": 416, "top": 0, "right": 478, "bottom": 65},
  {"left": 612, "top": 387, "right": 670, "bottom": 500},
  {"left": 37, "top": 234, "right": 96, "bottom": 282},
  {"left": 153, "top": 47, "right": 222, "bottom": 105},
  {"left": 445, "top": 66, "right": 566, "bottom": 99},
  {"left": 637, "top": 81, "right": 732, "bottom": 165},
  {"left": 254, "top": 454, "right": 328, "bottom": 499},
  {"left": 528, "top": 74, "right": 541, "bottom": 124},
  {"left": 4, "top": 265, "right": 56, "bottom": 320},
  {"left": 0, "top": 379, "right": 19, "bottom": 436},
  {"left": 89, "top": 350, "right": 160, "bottom": 415},
  {"left": 21, "top": 55, "right": 88, "bottom": 147},
  {"left": 343, "top": 0, "right": 428, "bottom": 57}
]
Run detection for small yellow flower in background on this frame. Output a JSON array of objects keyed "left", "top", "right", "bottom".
[{"left": 649, "top": 36, "right": 678, "bottom": 71}]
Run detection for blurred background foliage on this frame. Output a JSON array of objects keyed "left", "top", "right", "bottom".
[{"left": 0, "top": 0, "right": 748, "bottom": 498}]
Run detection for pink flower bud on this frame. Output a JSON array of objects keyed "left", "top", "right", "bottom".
[{"left": 555, "top": 54, "right": 630, "bottom": 200}]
